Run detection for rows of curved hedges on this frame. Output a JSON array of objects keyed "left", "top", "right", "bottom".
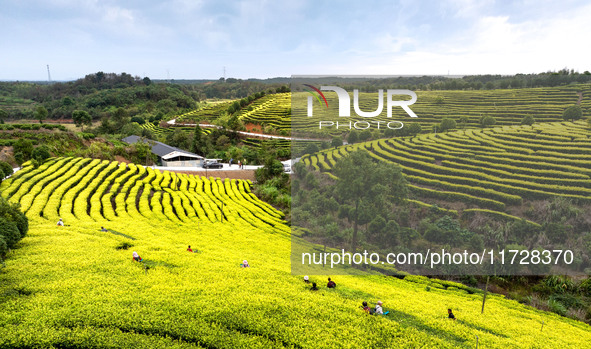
[
  {"left": 301, "top": 121, "right": 591, "bottom": 222},
  {"left": 164, "top": 84, "right": 591, "bottom": 139},
  {"left": 292, "top": 84, "right": 591, "bottom": 136},
  {"left": 139, "top": 122, "right": 211, "bottom": 137},
  {"left": 0, "top": 157, "right": 288, "bottom": 235},
  {"left": 1, "top": 159, "right": 591, "bottom": 348},
  {"left": 235, "top": 93, "right": 291, "bottom": 131}
]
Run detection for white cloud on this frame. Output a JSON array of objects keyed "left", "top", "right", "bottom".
[
  {"left": 2, "top": 0, "right": 591, "bottom": 79},
  {"left": 103, "top": 6, "right": 135, "bottom": 23},
  {"left": 170, "top": 0, "right": 205, "bottom": 14},
  {"left": 448, "top": 0, "right": 495, "bottom": 19},
  {"left": 330, "top": 3, "right": 591, "bottom": 76}
]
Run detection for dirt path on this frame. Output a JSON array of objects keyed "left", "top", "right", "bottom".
[{"left": 577, "top": 91, "right": 583, "bottom": 105}]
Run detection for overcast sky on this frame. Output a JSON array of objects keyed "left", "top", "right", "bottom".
[{"left": 1, "top": 0, "right": 590, "bottom": 80}]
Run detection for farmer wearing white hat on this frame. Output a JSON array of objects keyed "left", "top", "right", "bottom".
[{"left": 374, "top": 301, "right": 383, "bottom": 315}]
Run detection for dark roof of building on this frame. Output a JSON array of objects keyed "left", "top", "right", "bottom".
[{"left": 121, "top": 135, "right": 203, "bottom": 159}]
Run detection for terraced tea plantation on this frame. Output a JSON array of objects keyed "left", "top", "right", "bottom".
[
  {"left": 1, "top": 157, "right": 590, "bottom": 347},
  {"left": 0, "top": 95, "right": 35, "bottom": 110},
  {"left": 139, "top": 122, "right": 212, "bottom": 137},
  {"left": 235, "top": 92, "right": 291, "bottom": 131},
  {"left": 0, "top": 157, "right": 285, "bottom": 230},
  {"left": 301, "top": 121, "right": 591, "bottom": 222},
  {"left": 175, "top": 101, "right": 234, "bottom": 123},
  {"left": 167, "top": 84, "right": 591, "bottom": 138},
  {"left": 175, "top": 93, "right": 291, "bottom": 133},
  {"left": 293, "top": 84, "right": 590, "bottom": 136}
]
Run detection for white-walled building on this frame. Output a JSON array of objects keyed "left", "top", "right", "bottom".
[{"left": 122, "top": 135, "right": 204, "bottom": 167}]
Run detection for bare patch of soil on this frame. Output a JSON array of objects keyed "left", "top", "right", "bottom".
[
  {"left": 244, "top": 123, "right": 263, "bottom": 133},
  {"left": 115, "top": 156, "right": 130, "bottom": 164}
]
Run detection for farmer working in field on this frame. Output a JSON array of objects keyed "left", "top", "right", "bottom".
[
  {"left": 448, "top": 308, "right": 456, "bottom": 320},
  {"left": 374, "top": 301, "right": 383, "bottom": 315},
  {"left": 362, "top": 301, "right": 370, "bottom": 313}
]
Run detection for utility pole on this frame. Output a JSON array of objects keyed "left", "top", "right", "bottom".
[{"left": 481, "top": 276, "right": 490, "bottom": 313}]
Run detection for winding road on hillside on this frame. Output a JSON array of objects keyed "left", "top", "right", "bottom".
[{"left": 166, "top": 119, "right": 326, "bottom": 141}]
